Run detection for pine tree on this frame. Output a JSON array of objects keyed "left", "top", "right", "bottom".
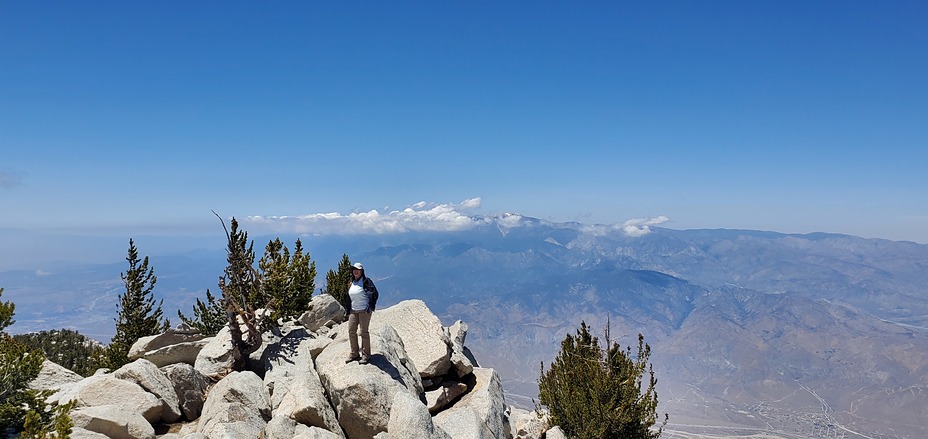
[
  {"left": 0, "top": 287, "right": 13, "bottom": 331},
  {"left": 280, "top": 238, "right": 316, "bottom": 321},
  {"left": 322, "top": 254, "right": 352, "bottom": 313},
  {"left": 0, "top": 287, "right": 33, "bottom": 418},
  {"left": 257, "top": 237, "right": 318, "bottom": 323},
  {"left": 216, "top": 216, "right": 265, "bottom": 370},
  {"left": 13, "top": 329, "right": 106, "bottom": 377},
  {"left": 220, "top": 218, "right": 264, "bottom": 311},
  {"left": 22, "top": 400, "right": 76, "bottom": 439},
  {"left": 259, "top": 238, "right": 290, "bottom": 321},
  {"left": 0, "top": 288, "right": 74, "bottom": 438},
  {"left": 538, "top": 321, "right": 667, "bottom": 439},
  {"left": 177, "top": 289, "right": 226, "bottom": 337},
  {"left": 0, "top": 288, "right": 36, "bottom": 415},
  {"left": 0, "top": 334, "right": 46, "bottom": 432},
  {"left": 104, "top": 239, "right": 170, "bottom": 369}
]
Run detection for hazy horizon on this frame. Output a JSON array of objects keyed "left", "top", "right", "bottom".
[
  {"left": 2, "top": 201, "right": 926, "bottom": 272},
  {"left": 2, "top": 2, "right": 927, "bottom": 249}
]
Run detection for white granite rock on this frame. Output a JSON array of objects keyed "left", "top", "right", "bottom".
[
  {"left": 315, "top": 324, "right": 423, "bottom": 439},
  {"left": 433, "top": 368, "right": 509, "bottom": 439},
  {"left": 113, "top": 358, "right": 182, "bottom": 423},
  {"left": 198, "top": 371, "right": 271, "bottom": 439},
  {"left": 372, "top": 300, "right": 453, "bottom": 379},
  {"left": 29, "top": 359, "right": 83, "bottom": 391}
]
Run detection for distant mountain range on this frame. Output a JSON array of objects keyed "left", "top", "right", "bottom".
[{"left": 3, "top": 214, "right": 927, "bottom": 438}]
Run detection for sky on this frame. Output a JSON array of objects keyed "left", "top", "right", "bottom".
[{"left": 2, "top": 1, "right": 927, "bottom": 248}]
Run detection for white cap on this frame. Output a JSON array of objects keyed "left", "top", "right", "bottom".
[{"left": 351, "top": 262, "right": 363, "bottom": 270}]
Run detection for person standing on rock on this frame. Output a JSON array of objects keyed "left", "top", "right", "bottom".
[{"left": 346, "top": 262, "right": 379, "bottom": 364}]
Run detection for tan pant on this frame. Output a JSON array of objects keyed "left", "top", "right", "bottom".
[{"left": 348, "top": 310, "right": 372, "bottom": 359}]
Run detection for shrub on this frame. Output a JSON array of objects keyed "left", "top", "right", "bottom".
[
  {"left": 538, "top": 321, "right": 667, "bottom": 439},
  {"left": 13, "top": 329, "right": 105, "bottom": 377},
  {"left": 322, "top": 254, "right": 352, "bottom": 313}
]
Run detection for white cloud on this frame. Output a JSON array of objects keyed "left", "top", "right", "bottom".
[
  {"left": 244, "top": 197, "right": 668, "bottom": 238},
  {"left": 578, "top": 216, "right": 670, "bottom": 237},
  {"left": 459, "top": 197, "right": 482, "bottom": 209},
  {"left": 620, "top": 215, "right": 670, "bottom": 237},
  {"left": 245, "top": 198, "right": 484, "bottom": 235},
  {"left": 496, "top": 213, "right": 525, "bottom": 228},
  {"left": 35, "top": 269, "right": 52, "bottom": 276}
]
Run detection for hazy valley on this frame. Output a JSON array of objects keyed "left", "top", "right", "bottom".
[{"left": 3, "top": 216, "right": 927, "bottom": 439}]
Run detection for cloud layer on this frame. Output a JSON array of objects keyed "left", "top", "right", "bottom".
[
  {"left": 621, "top": 215, "right": 671, "bottom": 237},
  {"left": 245, "top": 197, "right": 669, "bottom": 237},
  {"left": 245, "top": 198, "right": 484, "bottom": 235}
]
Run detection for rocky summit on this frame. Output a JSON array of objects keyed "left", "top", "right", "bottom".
[{"left": 31, "top": 296, "right": 553, "bottom": 439}]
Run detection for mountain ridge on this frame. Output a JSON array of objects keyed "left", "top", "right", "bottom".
[{"left": 3, "top": 218, "right": 927, "bottom": 438}]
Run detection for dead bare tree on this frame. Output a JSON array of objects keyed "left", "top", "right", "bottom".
[{"left": 213, "top": 211, "right": 269, "bottom": 371}]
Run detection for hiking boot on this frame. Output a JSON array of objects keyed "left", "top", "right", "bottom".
[
  {"left": 359, "top": 356, "right": 370, "bottom": 365},
  {"left": 345, "top": 356, "right": 360, "bottom": 364}
]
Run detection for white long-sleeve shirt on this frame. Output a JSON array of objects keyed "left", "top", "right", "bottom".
[{"left": 348, "top": 278, "right": 369, "bottom": 312}]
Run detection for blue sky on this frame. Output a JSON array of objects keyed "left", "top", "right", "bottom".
[{"left": 2, "top": 1, "right": 927, "bottom": 246}]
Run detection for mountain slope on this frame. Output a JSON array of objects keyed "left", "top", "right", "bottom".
[{"left": 3, "top": 216, "right": 927, "bottom": 438}]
